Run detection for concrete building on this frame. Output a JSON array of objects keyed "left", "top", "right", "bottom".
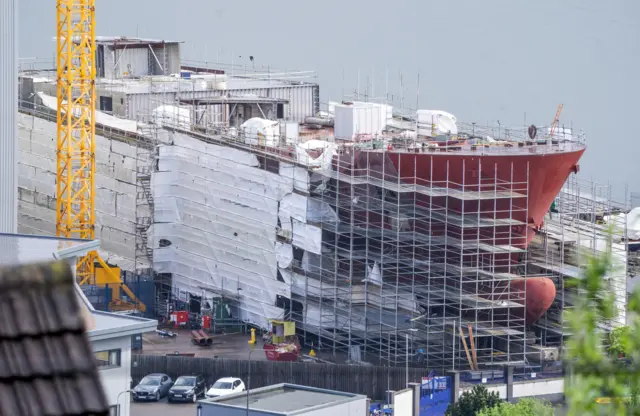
[
  {"left": 0, "top": 233, "right": 157, "bottom": 416},
  {"left": 197, "top": 383, "right": 368, "bottom": 416},
  {"left": 79, "top": 289, "right": 158, "bottom": 416}
]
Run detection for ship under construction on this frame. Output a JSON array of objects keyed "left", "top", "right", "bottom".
[{"left": 17, "top": 36, "right": 631, "bottom": 372}]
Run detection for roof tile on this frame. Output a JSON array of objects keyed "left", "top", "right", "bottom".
[{"left": 0, "top": 261, "right": 110, "bottom": 416}]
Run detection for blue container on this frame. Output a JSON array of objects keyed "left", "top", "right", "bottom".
[{"left": 121, "top": 274, "right": 157, "bottom": 318}]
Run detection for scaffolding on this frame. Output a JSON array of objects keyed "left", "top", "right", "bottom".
[
  {"left": 279, "top": 143, "right": 540, "bottom": 370},
  {"left": 532, "top": 176, "right": 629, "bottom": 353},
  {"left": 134, "top": 123, "right": 160, "bottom": 310}
]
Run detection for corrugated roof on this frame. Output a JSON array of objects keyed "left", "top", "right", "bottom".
[
  {"left": 0, "top": 233, "right": 99, "bottom": 266},
  {"left": 95, "top": 35, "right": 184, "bottom": 45}
]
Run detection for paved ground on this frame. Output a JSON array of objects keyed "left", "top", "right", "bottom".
[
  {"left": 141, "top": 329, "right": 273, "bottom": 360},
  {"left": 130, "top": 398, "right": 197, "bottom": 416},
  {"left": 141, "top": 327, "right": 350, "bottom": 363}
]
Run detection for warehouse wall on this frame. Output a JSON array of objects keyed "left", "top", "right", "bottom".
[{"left": 17, "top": 112, "right": 138, "bottom": 269}]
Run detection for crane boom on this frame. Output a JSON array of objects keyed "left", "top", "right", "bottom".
[
  {"left": 56, "top": 0, "right": 146, "bottom": 312},
  {"left": 56, "top": 0, "right": 97, "bottom": 281},
  {"left": 549, "top": 103, "right": 564, "bottom": 139}
]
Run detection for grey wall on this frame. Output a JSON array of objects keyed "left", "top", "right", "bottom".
[{"left": 17, "top": 112, "right": 140, "bottom": 270}]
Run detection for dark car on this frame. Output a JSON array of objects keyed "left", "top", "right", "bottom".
[
  {"left": 132, "top": 373, "right": 173, "bottom": 402},
  {"left": 168, "top": 374, "right": 207, "bottom": 403}
]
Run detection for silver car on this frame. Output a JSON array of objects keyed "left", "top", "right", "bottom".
[{"left": 132, "top": 373, "right": 173, "bottom": 402}]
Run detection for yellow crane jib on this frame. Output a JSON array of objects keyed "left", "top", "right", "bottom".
[{"left": 56, "top": 0, "right": 145, "bottom": 313}]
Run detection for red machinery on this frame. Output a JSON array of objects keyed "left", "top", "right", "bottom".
[{"left": 263, "top": 320, "right": 300, "bottom": 362}]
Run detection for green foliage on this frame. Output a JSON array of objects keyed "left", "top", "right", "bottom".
[
  {"left": 564, "top": 230, "right": 640, "bottom": 416},
  {"left": 445, "top": 385, "right": 501, "bottom": 416},
  {"left": 476, "top": 398, "right": 554, "bottom": 416},
  {"left": 608, "top": 325, "right": 631, "bottom": 357}
]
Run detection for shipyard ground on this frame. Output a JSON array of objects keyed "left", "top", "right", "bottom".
[
  {"left": 141, "top": 329, "right": 273, "bottom": 360},
  {"left": 140, "top": 328, "right": 351, "bottom": 363}
]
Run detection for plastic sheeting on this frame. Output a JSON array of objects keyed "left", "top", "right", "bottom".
[
  {"left": 280, "top": 193, "right": 307, "bottom": 223},
  {"left": 279, "top": 163, "right": 310, "bottom": 192},
  {"left": 37, "top": 92, "right": 145, "bottom": 135},
  {"left": 152, "top": 105, "right": 192, "bottom": 130},
  {"left": 147, "top": 131, "right": 346, "bottom": 329},
  {"left": 275, "top": 242, "right": 293, "bottom": 268},
  {"left": 628, "top": 207, "right": 640, "bottom": 240},
  {"left": 294, "top": 140, "right": 337, "bottom": 171},
  {"left": 306, "top": 199, "right": 339, "bottom": 224},
  {"left": 416, "top": 109, "right": 458, "bottom": 136},
  {"left": 240, "top": 117, "right": 280, "bottom": 147},
  {"left": 292, "top": 219, "right": 322, "bottom": 255},
  {"left": 151, "top": 132, "right": 294, "bottom": 326}
]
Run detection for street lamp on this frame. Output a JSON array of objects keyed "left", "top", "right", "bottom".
[
  {"left": 116, "top": 389, "right": 133, "bottom": 416},
  {"left": 246, "top": 343, "right": 257, "bottom": 416}
]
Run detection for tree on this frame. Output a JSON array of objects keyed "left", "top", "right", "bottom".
[
  {"left": 445, "top": 385, "right": 501, "bottom": 416},
  {"left": 608, "top": 325, "right": 631, "bottom": 358},
  {"left": 476, "top": 398, "right": 554, "bottom": 416},
  {"left": 564, "top": 233, "right": 640, "bottom": 416}
]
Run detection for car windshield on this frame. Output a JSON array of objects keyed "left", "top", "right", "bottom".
[
  {"left": 139, "top": 377, "right": 161, "bottom": 386},
  {"left": 174, "top": 377, "right": 196, "bottom": 387},
  {"left": 212, "top": 381, "right": 232, "bottom": 389}
]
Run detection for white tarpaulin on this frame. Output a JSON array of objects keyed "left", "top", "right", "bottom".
[
  {"left": 416, "top": 109, "right": 458, "bottom": 136},
  {"left": 294, "top": 139, "right": 337, "bottom": 171},
  {"left": 153, "top": 105, "right": 192, "bottom": 130},
  {"left": 275, "top": 242, "right": 293, "bottom": 268},
  {"left": 240, "top": 117, "right": 280, "bottom": 147},
  {"left": 627, "top": 207, "right": 640, "bottom": 240},
  {"left": 37, "top": 92, "right": 146, "bottom": 135},
  {"left": 151, "top": 132, "right": 295, "bottom": 327},
  {"left": 292, "top": 219, "right": 322, "bottom": 255}
]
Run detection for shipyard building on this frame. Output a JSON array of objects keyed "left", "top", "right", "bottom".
[{"left": 17, "top": 36, "right": 632, "bottom": 371}]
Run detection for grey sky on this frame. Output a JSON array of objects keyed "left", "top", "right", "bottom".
[{"left": 18, "top": 0, "right": 640, "bottom": 199}]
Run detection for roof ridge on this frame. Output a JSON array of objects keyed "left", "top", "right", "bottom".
[{"left": 0, "top": 260, "right": 73, "bottom": 288}]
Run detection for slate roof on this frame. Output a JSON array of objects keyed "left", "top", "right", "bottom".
[{"left": 0, "top": 260, "right": 110, "bottom": 416}]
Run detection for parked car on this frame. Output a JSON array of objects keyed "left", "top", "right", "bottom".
[
  {"left": 132, "top": 373, "right": 173, "bottom": 402},
  {"left": 205, "top": 377, "right": 246, "bottom": 398},
  {"left": 168, "top": 374, "right": 207, "bottom": 403}
]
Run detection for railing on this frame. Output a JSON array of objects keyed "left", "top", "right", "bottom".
[{"left": 181, "top": 58, "right": 318, "bottom": 82}]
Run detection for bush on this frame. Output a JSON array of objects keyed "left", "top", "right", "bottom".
[
  {"left": 477, "top": 398, "right": 554, "bottom": 416},
  {"left": 445, "top": 385, "right": 501, "bottom": 416}
]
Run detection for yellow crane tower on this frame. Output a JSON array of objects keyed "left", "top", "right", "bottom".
[{"left": 56, "top": 0, "right": 145, "bottom": 312}]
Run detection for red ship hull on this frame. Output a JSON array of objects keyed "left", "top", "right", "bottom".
[
  {"left": 331, "top": 144, "right": 585, "bottom": 324},
  {"left": 385, "top": 148, "right": 585, "bottom": 247}
]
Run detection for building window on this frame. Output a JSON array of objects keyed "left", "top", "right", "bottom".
[
  {"left": 99, "top": 96, "right": 113, "bottom": 112},
  {"left": 95, "top": 349, "right": 121, "bottom": 368}
]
